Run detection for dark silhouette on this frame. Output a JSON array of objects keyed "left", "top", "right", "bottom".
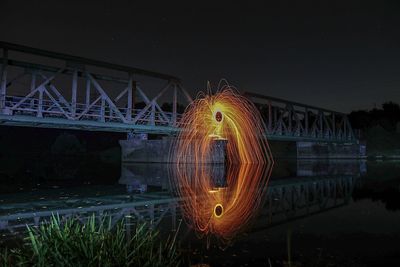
[{"left": 349, "top": 102, "right": 400, "bottom": 132}]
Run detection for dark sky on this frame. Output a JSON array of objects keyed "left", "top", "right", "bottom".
[{"left": 1, "top": 0, "right": 399, "bottom": 112}]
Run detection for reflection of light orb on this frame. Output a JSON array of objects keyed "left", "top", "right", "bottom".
[{"left": 214, "top": 204, "right": 224, "bottom": 218}]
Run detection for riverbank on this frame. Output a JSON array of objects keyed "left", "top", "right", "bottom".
[
  {"left": 363, "top": 125, "right": 400, "bottom": 158},
  {"left": 0, "top": 215, "right": 181, "bottom": 267}
]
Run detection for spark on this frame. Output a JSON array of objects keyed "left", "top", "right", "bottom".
[{"left": 170, "top": 84, "right": 274, "bottom": 245}]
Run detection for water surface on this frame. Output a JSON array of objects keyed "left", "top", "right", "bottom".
[{"left": 0, "top": 159, "right": 399, "bottom": 266}]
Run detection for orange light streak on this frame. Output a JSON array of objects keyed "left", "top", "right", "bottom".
[{"left": 170, "top": 85, "right": 274, "bottom": 245}]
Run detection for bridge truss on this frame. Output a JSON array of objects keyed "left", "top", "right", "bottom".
[
  {"left": 246, "top": 92, "right": 357, "bottom": 142},
  {"left": 0, "top": 42, "right": 192, "bottom": 134}
]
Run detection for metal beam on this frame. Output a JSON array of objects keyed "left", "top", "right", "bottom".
[
  {"left": 0, "top": 49, "right": 7, "bottom": 110},
  {"left": 71, "top": 70, "right": 78, "bottom": 118},
  {"left": 0, "top": 114, "right": 180, "bottom": 133},
  {"left": 0, "top": 41, "right": 180, "bottom": 82},
  {"left": 244, "top": 91, "right": 345, "bottom": 115}
]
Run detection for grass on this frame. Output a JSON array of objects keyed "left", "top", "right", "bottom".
[{"left": 0, "top": 214, "right": 181, "bottom": 267}]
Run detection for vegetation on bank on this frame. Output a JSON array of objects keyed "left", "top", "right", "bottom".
[
  {"left": 349, "top": 101, "right": 400, "bottom": 156},
  {"left": 0, "top": 215, "right": 181, "bottom": 267}
]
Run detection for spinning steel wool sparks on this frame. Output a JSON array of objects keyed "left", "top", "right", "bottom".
[{"left": 170, "top": 84, "right": 274, "bottom": 244}]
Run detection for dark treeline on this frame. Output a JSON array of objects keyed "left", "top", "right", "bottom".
[
  {"left": 349, "top": 101, "right": 400, "bottom": 132},
  {"left": 349, "top": 102, "right": 400, "bottom": 156}
]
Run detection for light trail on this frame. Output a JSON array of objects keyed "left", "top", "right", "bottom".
[{"left": 170, "top": 84, "right": 274, "bottom": 245}]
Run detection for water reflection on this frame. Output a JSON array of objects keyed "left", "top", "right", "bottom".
[
  {"left": 191, "top": 161, "right": 400, "bottom": 266},
  {"left": 254, "top": 175, "right": 356, "bottom": 231},
  {"left": 2, "top": 159, "right": 400, "bottom": 266},
  {"left": 169, "top": 163, "right": 272, "bottom": 245},
  {"left": 119, "top": 163, "right": 170, "bottom": 193},
  {"left": 0, "top": 160, "right": 365, "bottom": 236},
  {"left": 296, "top": 159, "right": 367, "bottom": 177}
]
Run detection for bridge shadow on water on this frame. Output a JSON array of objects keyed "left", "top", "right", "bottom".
[{"left": 0, "top": 159, "right": 400, "bottom": 266}]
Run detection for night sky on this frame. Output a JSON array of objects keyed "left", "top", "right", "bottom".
[{"left": 1, "top": 1, "right": 400, "bottom": 112}]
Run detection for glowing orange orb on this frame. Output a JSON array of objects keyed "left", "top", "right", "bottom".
[
  {"left": 214, "top": 110, "right": 223, "bottom": 123},
  {"left": 170, "top": 84, "right": 274, "bottom": 245}
]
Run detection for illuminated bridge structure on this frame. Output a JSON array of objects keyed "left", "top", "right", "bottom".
[
  {"left": 0, "top": 42, "right": 192, "bottom": 134},
  {"left": 0, "top": 42, "right": 357, "bottom": 143},
  {"left": 0, "top": 175, "right": 358, "bottom": 235},
  {"left": 246, "top": 92, "right": 357, "bottom": 143}
]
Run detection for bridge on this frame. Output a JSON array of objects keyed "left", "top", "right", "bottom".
[{"left": 0, "top": 42, "right": 357, "bottom": 143}]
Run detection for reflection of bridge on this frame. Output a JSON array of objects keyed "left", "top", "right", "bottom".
[
  {"left": 255, "top": 175, "right": 356, "bottom": 230},
  {"left": 0, "top": 42, "right": 356, "bottom": 143},
  {"left": 0, "top": 174, "right": 357, "bottom": 235},
  {"left": 0, "top": 192, "right": 179, "bottom": 236}
]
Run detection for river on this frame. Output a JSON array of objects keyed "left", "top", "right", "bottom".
[{"left": 0, "top": 159, "right": 399, "bottom": 266}]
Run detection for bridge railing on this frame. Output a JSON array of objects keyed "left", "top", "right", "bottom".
[
  {"left": 0, "top": 42, "right": 191, "bottom": 131},
  {"left": 245, "top": 92, "right": 357, "bottom": 142},
  {"left": 5, "top": 95, "right": 183, "bottom": 126}
]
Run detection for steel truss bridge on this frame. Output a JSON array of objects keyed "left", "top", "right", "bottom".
[
  {"left": 0, "top": 42, "right": 192, "bottom": 134},
  {"left": 246, "top": 92, "right": 356, "bottom": 142},
  {"left": 0, "top": 175, "right": 357, "bottom": 236},
  {"left": 0, "top": 42, "right": 356, "bottom": 142}
]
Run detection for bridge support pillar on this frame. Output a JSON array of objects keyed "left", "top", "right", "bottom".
[
  {"left": 0, "top": 49, "right": 8, "bottom": 112},
  {"left": 119, "top": 136, "right": 227, "bottom": 163},
  {"left": 296, "top": 141, "right": 366, "bottom": 159}
]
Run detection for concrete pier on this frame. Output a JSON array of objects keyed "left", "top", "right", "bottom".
[
  {"left": 119, "top": 135, "right": 227, "bottom": 163},
  {"left": 296, "top": 141, "right": 366, "bottom": 159}
]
